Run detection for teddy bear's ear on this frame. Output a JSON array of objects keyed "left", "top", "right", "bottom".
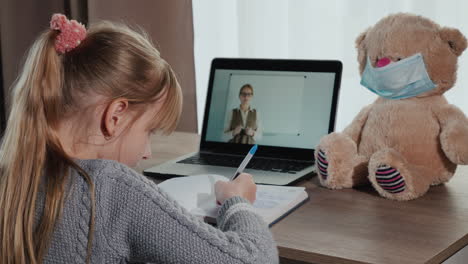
[
  {"left": 439, "top": 27, "right": 467, "bottom": 56},
  {"left": 355, "top": 29, "right": 368, "bottom": 50},
  {"left": 355, "top": 29, "right": 369, "bottom": 74}
]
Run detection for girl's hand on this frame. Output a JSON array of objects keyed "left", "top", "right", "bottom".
[
  {"left": 245, "top": 127, "right": 255, "bottom": 136},
  {"left": 215, "top": 173, "right": 257, "bottom": 204}
]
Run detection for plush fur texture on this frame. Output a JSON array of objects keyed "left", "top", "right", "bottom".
[{"left": 315, "top": 13, "right": 468, "bottom": 201}]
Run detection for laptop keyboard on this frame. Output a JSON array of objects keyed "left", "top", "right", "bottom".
[{"left": 177, "top": 153, "right": 314, "bottom": 174}]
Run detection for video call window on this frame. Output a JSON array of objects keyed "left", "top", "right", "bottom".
[{"left": 205, "top": 69, "right": 335, "bottom": 150}]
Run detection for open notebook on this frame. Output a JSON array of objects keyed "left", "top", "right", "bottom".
[{"left": 158, "top": 174, "right": 309, "bottom": 227}]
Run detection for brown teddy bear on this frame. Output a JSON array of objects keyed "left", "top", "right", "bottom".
[{"left": 315, "top": 13, "right": 468, "bottom": 201}]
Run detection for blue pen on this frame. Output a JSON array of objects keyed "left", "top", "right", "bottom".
[
  {"left": 231, "top": 144, "right": 258, "bottom": 181},
  {"left": 217, "top": 144, "right": 258, "bottom": 206}
]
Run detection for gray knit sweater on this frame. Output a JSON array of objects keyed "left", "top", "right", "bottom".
[{"left": 35, "top": 159, "right": 278, "bottom": 263}]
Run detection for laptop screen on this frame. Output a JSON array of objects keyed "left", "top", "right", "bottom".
[
  {"left": 205, "top": 69, "right": 335, "bottom": 149},
  {"left": 200, "top": 59, "right": 341, "bottom": 160}
]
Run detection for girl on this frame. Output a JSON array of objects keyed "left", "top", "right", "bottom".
[{"left": 0, "top": 14, "right": 278, "bottom": 263}]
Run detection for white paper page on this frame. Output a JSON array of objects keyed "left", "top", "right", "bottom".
[
  {"left": 254, "top": 186, "right": 306, "bottom": 209},
  {"left": 254, "top": 185, "right": 306, "bottom": 223},
  {"left": 158, "top": 174, "right": 307, "bottom": 223},
  {"left": 158, "top": 174, "right": 228, "bottom": 219}
]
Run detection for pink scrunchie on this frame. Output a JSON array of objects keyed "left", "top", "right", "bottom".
[{"left": 50, "top": 13, "right": 87, "bottom": 54}]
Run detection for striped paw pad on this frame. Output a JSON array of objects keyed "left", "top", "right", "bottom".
[
  {"left": 375, "top": 165, "right": 405, "bottom": 193},
  {"left": 316, "top": 150, "right": 328, "bottom": 180}
]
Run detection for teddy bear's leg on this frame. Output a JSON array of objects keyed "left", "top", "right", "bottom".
[
  {"left": 368, "top": 148, "right": 435, "bottom": 201},
  {"left": 315, "top": 132, "right": 368, "bottom": 189}
]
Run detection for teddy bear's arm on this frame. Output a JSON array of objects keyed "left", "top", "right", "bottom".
[
  {"left": 342, "top": 104, "right": 373, "bottom": 144},
  {"left": 435, "top": 104, "right": 468, "bottom": 165}
]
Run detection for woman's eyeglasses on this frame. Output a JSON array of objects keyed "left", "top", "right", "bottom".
[{"left": 240, "top": 92, "right": 253, "bottom": 97}]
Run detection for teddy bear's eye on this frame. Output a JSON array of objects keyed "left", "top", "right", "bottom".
[{"left": 397, "top": 57, "right": 402, "bottom": 61}]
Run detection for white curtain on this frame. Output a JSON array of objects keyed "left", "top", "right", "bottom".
[{"left": 193, "top": 0, "right": 468, "bottom": 133}]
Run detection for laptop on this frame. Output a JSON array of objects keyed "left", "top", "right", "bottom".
[{"left": 144, "top": 58, "right": 342, "bottom": 185}]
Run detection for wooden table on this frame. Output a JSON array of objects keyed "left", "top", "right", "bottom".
[{"left": 136, "top": 132, "right": 468, "bottom": 264}]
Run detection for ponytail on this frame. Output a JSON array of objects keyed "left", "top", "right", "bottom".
[{"left": 0, "top": 30, "right": 95, "bottom": 264}]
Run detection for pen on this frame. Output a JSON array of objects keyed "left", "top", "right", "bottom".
[
  {"left": 217, "top": 144, "right": 258, "bottom": 206},
  {"left": 230, "top": 144, "right": 258, "bottom": 181}
]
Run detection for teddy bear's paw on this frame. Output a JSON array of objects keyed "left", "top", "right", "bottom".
[
  {"left": 440, "top": 122, "right": 468, "bottom": 165},
  {"left": 315, "top": 132, "right": 369, "bottom": 188},
  {"left": 368, "top": 148, "right": 434, "bottom": 201},
  {"left": 316, "top": 149, "right": 329, "bottom": 181},
  {"left": 375, "top": 165, "right": 406, "bottom": 194},
  {"left": 314, "top": 148, "right": 361, "bottom": 189}
]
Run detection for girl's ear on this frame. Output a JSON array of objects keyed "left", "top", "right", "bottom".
[{"left": 101, "top": 98, "right": 130, "bottom": 139}]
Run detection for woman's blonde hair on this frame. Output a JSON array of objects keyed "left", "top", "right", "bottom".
[{"left": 0, "top": 21, "right": 182, "bottom": 264}]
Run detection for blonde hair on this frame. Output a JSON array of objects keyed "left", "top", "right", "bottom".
[{"left": 0, "top": 21, "right": 182, "bottom": 264}]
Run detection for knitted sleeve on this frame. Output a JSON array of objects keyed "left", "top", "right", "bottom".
[{"left": 96, "top": 161, "right": 279, "bottom": 264}]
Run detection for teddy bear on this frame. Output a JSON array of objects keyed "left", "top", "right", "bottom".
[{"left": 315, "top": 13, "right": 468, "bottom": 201}]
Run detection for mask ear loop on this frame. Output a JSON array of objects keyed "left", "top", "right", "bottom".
[{"left": 365, "top": 56, "right": 374, "bottom": 70}]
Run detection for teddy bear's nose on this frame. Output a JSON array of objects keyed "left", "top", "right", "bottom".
[{"left": 376, "top": 57, "right": 391, "bottom": 68}]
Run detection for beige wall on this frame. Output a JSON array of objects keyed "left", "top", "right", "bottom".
[{"left": 88, "top": 0, "right": 198, "bottom": 132}]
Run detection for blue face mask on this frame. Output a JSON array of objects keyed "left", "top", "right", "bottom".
[{"left": 360, "top": 53, "right": 437, "bottom": 100}]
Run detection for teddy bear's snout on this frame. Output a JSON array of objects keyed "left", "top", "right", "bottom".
[{"left": 376, "top": 57, "right": 392, "bottom": 68}]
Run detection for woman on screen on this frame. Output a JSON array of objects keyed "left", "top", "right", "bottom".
[{"left": 224, "top": 84, "right": 263, "bottom": 144}]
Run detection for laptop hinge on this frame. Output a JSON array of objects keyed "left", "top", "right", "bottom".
[{"left": 198, "top": 150, "right": 314, "bottom": 163}]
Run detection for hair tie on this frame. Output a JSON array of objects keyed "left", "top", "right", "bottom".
[{"left": 50, "top": 13, "right": 87, "bottom": 54}]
